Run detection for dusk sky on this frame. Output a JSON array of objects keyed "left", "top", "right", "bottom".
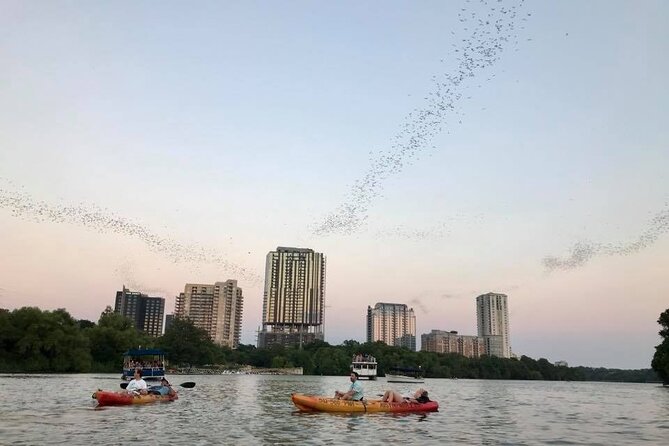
[{"left": 1, "top": 0, "right": 667, "bottom": 369}]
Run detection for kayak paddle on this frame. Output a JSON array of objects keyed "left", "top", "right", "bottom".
[{"left": 120, "top": 381, "right": 196, "bottom": 389}]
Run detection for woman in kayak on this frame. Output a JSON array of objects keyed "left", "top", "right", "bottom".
[
  {"left": 381, "top": 388, "right": 430, "bottom": 404},
  {"left": 149, "top": 377, "right": 176, "bottom": 396}
]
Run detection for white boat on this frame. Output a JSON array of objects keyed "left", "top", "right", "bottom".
[
  {"left": 350, "top": 354, "right": 377, "bottom": 380},
  {"left": 385, "top": 367, "right": 424, "bottom": 383}
]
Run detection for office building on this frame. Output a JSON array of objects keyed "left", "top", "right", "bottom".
[
  {"left": 476, "top": 292, "right": 511, "bottom": 358},
  {"left": 421, "top": 330, "right": 486, "bottom": 358},
  {"left": 114, "top": 286, "right": 165, "bottom": 337},
  {"left": 174, "top": 280, "right": 243, "bottom": 348},
  {"left": 367, "top": 303, "right": 416, "bottom": 351},
  {"left": 258, "top": 247, "right": 326, "bottom": 348}
]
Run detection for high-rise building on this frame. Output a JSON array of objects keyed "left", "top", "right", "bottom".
[
  {"left": 367, "top": 303, "right": 416, "bottom": 351},
  {"left": 258, "top": 247, "right": 326, "bottom": 348},
  {"left": 476, "top": 292, "right": 511, "bottom": 358},
  {"left": 114, "top": 286, "right": 165, "bottom": 337},
  {"left": 174, "top": 280, "right": 243, "bottom": 348},
  {"left": 421, "top": 330, "right": 486, "bottom": 358}
]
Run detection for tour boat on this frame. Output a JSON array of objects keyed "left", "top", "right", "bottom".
[
  {"left": 385, "top": 367, "right": 425, "bottom": 384},
  {"left": 350, "top": 354, "right": 377, "bottom": 380},
  {"left": 121, "top": 348, "right": 166, "bottom": 381},
  {"left": 291, "top": 393, "right": 438, "bottom": 413}
]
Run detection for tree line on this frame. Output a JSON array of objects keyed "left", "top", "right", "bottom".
[{"left": 0, "top": 306, "right": 665, "bottom": 384}]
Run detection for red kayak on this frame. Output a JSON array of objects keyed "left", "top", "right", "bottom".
[{"left": 92, "top": 390, "right": 178, "bottom": 407}]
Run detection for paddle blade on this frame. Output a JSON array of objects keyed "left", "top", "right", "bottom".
[
  {"left": 120, "top": 382, "right": 128, "bottom": 389},
  {"left": 180, "top": 382, "right": 196, "bottom": 388}
]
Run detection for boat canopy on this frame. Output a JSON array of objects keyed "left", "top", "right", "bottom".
[
  {"left": 122, "top": 349, "right": 166, "bottom": 381},
  {"left": 123, "top": 349, "right": 165, "bottom": 357}
]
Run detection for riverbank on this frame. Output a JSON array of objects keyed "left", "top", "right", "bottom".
[{"left": 168, "top": 366, "right": 303, "bottom": 376}]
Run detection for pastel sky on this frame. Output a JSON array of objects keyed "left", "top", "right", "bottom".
[{"left": 1, "top": 0, "right": 667, "bottom": 369}]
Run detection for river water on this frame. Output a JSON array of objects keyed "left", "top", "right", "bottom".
[{"left": 0, "top": 374, "right": 666, "bottom": 445}]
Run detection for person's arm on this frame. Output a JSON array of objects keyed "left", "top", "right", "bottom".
[{"left": 341, "top": 381, "right": 361, "bottom": 400}]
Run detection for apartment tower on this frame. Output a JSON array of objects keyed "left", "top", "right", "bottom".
[
  {"left": 476, "top": 292, "right": 511, "bottom": 358},
  {"left": 367, "top": 303, "right": 416, "bottom": 351},
  {"left": 114, "top": 286, "right": 165, "bottom": 337},
  {"left": 174, "top": 280, "right": 243, "bottom": 348},
  {"left": 421, "top": 330, "right": 486, "bottom": 358},
  {"left": 258, "top": 247, "right": 326, "bottom": 348}
]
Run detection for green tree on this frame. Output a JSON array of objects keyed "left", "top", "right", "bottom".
[
  {"left": 157, "top": 318, "right": 218, "bottom": 366},
  {"left": 0, "top": 308, "right": 18, "bottom": 371},
  {"left": 651, "top": 308, "right": 669, "bottom": 384},
  {"left": 0, "top": 307, "right": 91, "bottom": 372},
  {"left": 84, "top": 306, "right": 151, "bottom": 371}
]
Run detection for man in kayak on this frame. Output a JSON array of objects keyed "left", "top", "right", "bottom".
[
  {"left": 381, "top": 388, "right": 430, "bottom": 404},
  {"left": 124, "top": 369, "right": 148, "bottom": 395},
  {"left": 334, "top": 371, "right": 364, "bottom": 401}
]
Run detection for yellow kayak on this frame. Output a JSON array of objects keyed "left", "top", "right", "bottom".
[{"left": 291, "top": 393, "right": 438, "bottom": 413}]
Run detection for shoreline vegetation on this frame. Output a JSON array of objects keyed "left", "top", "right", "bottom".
[
  {"left": 169, "top": 366, "right": 304, "bottom": 375},
  {"left": 1, "top": 306, "right": 666, "bottom": 384}
]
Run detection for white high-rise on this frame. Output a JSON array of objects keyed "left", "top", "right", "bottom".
[
  {"left": 476, "top": 292, "right": 511, "bottom": 358},
  {"left": 174, "top": 280, "right": 243, "bottom": 349},
  {"left": 367, "top": 303, "right": 416, "bottom": 351}
]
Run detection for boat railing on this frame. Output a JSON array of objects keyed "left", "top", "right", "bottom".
[
  {"left": 352, "top": 354, "right": 377, "bottom": 363},
  {"left": 122, "top": 366, "right": 166, "bottom": 379}
]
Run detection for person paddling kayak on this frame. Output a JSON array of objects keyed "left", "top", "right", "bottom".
[
  {"left": 122, "top": 369, "right": 148, "bottom": 395},
  {"left": 334, "top": 371, "right": 364, "bottom": 401}
]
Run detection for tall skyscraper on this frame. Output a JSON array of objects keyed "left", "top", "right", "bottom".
[
  {"left": 258, "top": 247, "right": 326, "bottom": 348},
  {"left": 174, "top": 280, "right": 243, "bottom": 348},
  {"left": 367, "top": 303, "right": 416, "bottom": 351},
  {"left": 114, "top": 286, "right": 165, "bottom": 337},
  {"left": 421, "top": 330, "right": 486, "bottom": 358},
  {"left": 476, "top": 292, "right": 511, "bottom": 358}
]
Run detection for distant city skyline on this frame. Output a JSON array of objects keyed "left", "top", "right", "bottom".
[
  {"left": 1, "top": 1, "right": 667, "bottom": 369},
  {"left": 115, "top": 280, "right": 516, "bottom": 362}
]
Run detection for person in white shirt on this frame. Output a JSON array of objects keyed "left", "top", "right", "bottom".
[{"left": 124, "top": 369, "right": 148, "bottom": 395}]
